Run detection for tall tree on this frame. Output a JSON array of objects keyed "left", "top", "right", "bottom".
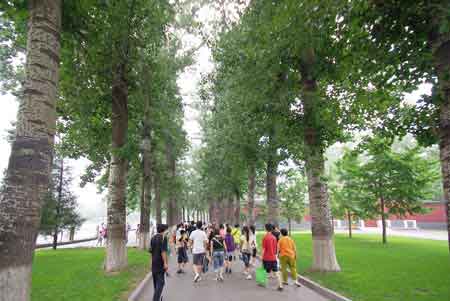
[
  {"left": 39, "top": 157, "right": 84, "bottom": 250},
  {"left": 0, "top": 1, "right": 62, "bottom": 299},
  {"left": 279, "top": 171, "right": 307, "bottom": 236},
  {"left": 359, "top": 137, "right": 438, "bottom": 244}
]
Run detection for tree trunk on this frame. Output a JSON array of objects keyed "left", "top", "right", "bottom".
[
  {"left": 53, "top": 158, "right": 64, "bottom": 250},
  {"left": 52, "top": 228, "right": 58, "bottom": 250},
  {"left": 209, "top": 202, "right": 217, "bottom": 224},
  {"left": 105, "top": 62, "right": 129, "bottom": 272},
  {"left": 288, "top": 218, "right": 292, "bottom": 236},
  {"left": 154, "top": 172, "right": 162, "bottom": 224},
  {"left": 347, "top": 210, "right": 352, "bottom": 239},
  {"left": 247, "top": 163, "right": 256, "bottom": 226},
  {"left": 432, "top": 28, "right": 450, "bottom": 252},
  {"left": 139, "top": 86, "right": 152, "bottom": 250},
  {"left": 266, "top": 156, "right": 279, "bottom": 226},
  {"left": 226, "top": 197, "right": 234, "bottom": 223},
  {"left": 0, "top": 1, "right": 62, "bottom": 299},
  {"left": 234, "top": 192, "right": 240, "bottom": 225},
  {"left": 166, "top": 142, "right": 178, "bottom": 226},
  {"left": 381, "top": 197, "right": 387, "bottom": 244},
  {"left": 216, "top": 198, "right": 225, "bottom": 224},
  {"left": 301, "top": 54, "right": 340, "bottom": 272}
]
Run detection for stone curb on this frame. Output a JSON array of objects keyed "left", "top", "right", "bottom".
[
  {"left": 297, "top": 275, "right": 352, "bottom": 301},
  {"left": 128, "top": 271, "right": 152, "bottom": 301}
]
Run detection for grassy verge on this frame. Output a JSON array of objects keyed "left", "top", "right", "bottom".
[
  {"left": 32, "top": 247, "right": 150, "bottom": 301},
  {"left": 285, "top": 234, "right": 449, "bottom": 301}
]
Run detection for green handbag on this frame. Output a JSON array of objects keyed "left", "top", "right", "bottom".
[{"left": 255, "top": 266, "right": 268, "bottom": 287}]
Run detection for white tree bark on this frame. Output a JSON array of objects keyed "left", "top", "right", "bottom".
[{"left": 0, "top": 1, "right": 62, "bottom": 300}]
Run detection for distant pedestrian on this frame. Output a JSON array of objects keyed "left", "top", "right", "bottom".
[
  {"left": 262, "top": 224, "right": 283, "bottom": 291},
  {"left": 272, "top": 226, "right": 281, "bottom": 241},
  {"left": 211, "top": 228, "right": 227, "bottom": 281},
  {"left": 240, "top": 226, "right": 252, "bottom": 280},
  {"left": 278, "top": 228, "right": 301, "bottom": 287},
  {"left": 177, "top": 229, "right": 189, "bottom": 274},
  {"left": 231, "top": 224, "right": 241, "bottom": 258},
  {"left": 189, "top": 221, "right": 208, "bottom": 283},
  {"left": 224, "top": 227, "right": 235, "bottom": 274},
  {"left": 150, "top": 224, "right": 169, "bottom": 301},
  {"left": 250, "top": 225, "right": 257, "bottom": 266},
  {"left": 219, "top": 224, "right": 226, "bottom": 238},
  {"left": 136, "top": 224, "right": 141, "bottom": 244}
]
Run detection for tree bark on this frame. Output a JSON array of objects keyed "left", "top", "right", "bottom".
[
  {"left": 226, "top": 197, "right": 234, "bottom": 223},
  {"left": 139, "top": 83, "right": 152, "bottom": 250},
  {"left": 288, "top": 218, "right": 292, "bottom": 236},
  {"left": 234, "top": 192, "right": 241, "bottom": 225},
  {"left": 105, "top": 61, "right": 129, "bottom": 272},
  {"left": 53, "top": 158, "right": 64, "bottom": 250},
  {"left": 217, "top": 200, "right": 224, "bottom": 225},
  {"left": 432, "top": 28, "right": 450, "bottom": 252},
  {"left": 154, "top": 169, "right": 162, "bottom": 224},
  {"left": 347, "top": 210, "right": 352, "bottom": 239},
  {"left": 247, "top": 163, "right": 256, "bottom": 226},
  {"left": 266, "top": 155, "right": 279, "bottom": 226},
  {"left": 381, "top": 197, "right": 387, "bottom": 244},
  {"left": 0, "top": 1, "right": 62, "bottom": 299},
  {"left": 166, "top": 142, "right": 178, "bottom": 226},
  {"left": 301, "top": 59, "right": 340, "bottom": 271}
]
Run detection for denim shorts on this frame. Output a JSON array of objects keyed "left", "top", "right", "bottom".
[
  {"left": 213, "top": 251, "right": 225, "bottom": 271},
  {"left": 242, "top": 252, "right": 251, "bottom": 268}
]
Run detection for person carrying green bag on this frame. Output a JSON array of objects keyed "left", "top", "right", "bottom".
[
  {"left": 255, "top": 265, "right": 268, "bottom": 287},
  {"left": 261, "top": 223, "right": 283, "bottom": 291}
]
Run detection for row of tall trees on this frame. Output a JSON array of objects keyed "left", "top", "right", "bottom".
[
  {"left": 0, "top": 1, "right": 195, "bottom": 300},
  {"left": 194, "top": 0, "right": 450, "bottom": 275}
]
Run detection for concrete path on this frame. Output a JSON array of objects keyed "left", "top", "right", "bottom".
[{"left": 136, "top": 254, "right": 329, "bottom": 301}]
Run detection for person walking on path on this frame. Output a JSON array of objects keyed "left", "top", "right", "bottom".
[
  {"left": 210, "top": 228, "right": 227, "bottom": 281},
  {"left": 278, "top": 228, "right": 301, "bottom": 287},
  {"left": 224, "top": 226, "right": 235, "bottom": 274},
  {"left": 240, "top": 226, "right": 253, "bottom": 280},
  {"left": 262, "top": 224, "right": 283, "bottom": 291},
  {"left": 231, "top": 224, "right": 241, "bottom": 259},
  {"left": 150, "top": 224, "right": 169, "bottom": 301},
  {"left": 177, "top": 229, "right": 189, "bottom": 274},
  {"left": 219, "top": 224, "right": 226, "bottom": 238},
  {"left": 250, "top": 225, "right": 257, "bottom": 266},
  {"left": 189, "top": 221, "right": 208, "bottom": 282}
]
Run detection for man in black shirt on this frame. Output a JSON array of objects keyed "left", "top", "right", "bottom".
[{"left": 150, "top": 224, "right": 169, "bottom": 301}]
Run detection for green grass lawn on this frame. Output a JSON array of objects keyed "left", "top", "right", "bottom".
[
  {"left": 284, "top": 234, "right": 449, "bottom": 301},
  {"left": 32, "top": 248, "right": 150, "bottom": 301}
]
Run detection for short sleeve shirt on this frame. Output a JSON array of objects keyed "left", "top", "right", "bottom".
[
  {"left": 150, "top": 234, "right": 168, "bottom": 273},
  {"left": 189, "top": 229, "right": 207, "bottom": 254},
  {"left": 262, "top": 232, "right": 277, "bottom": 261}
]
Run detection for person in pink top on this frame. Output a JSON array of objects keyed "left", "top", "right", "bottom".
[
  {"left": 261, "top": 223, "right": 283, "bottom": 291},
  {"left": 219, "top": 224, "right": 226, "bottom": 238}
]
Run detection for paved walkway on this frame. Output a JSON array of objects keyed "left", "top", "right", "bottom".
[{"left": 136, "top": 253, "right": 329, "bottom": 301}]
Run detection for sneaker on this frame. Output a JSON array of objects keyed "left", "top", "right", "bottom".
[
  {"left": 246, "top": 274, "right": 252, "bottom": 280},
  {"left": 177, "top": 269, "right": 183, "bottom": 274},
  {"left": 283, "top": 282, "right": 289, "bottom": 285},
  {"left": 277, "top": 286, "right": 283, "bottom": 291},
  {"left": 295, "top": 281, "right": 301, "bottom": 287},
  {"left": 194, "top": 274, "right": 200, "bottom": 282}
]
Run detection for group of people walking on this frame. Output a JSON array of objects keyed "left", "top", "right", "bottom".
[{"left": 150, "top": 220, "right": 301, "bottom": 301}]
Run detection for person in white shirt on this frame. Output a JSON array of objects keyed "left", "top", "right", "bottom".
[{"left": 189, "top": 221, "right": 208, "bottom": 282}]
